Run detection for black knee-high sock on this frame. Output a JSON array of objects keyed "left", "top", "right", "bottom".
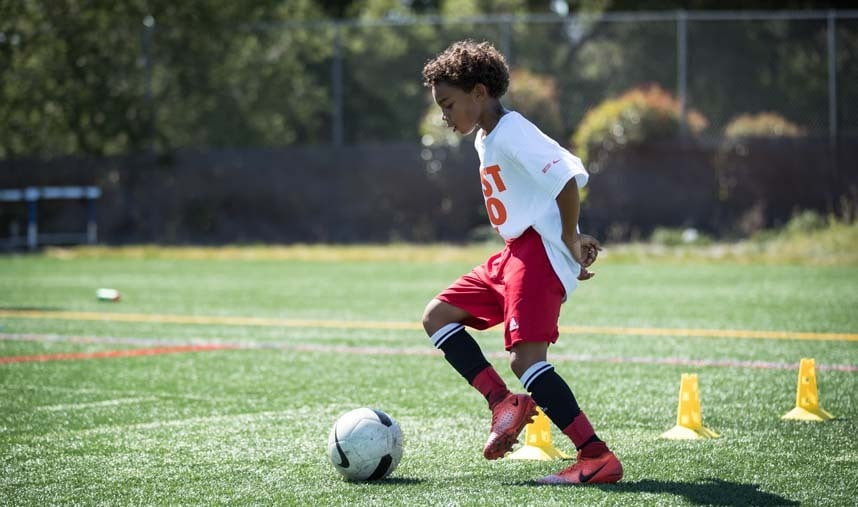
[
  {"left": 520, "top": 361, "right": 603, "bottom": 450},
  {"left": 520, "top": 360, "right": 580, "bottom": 427},
  {"left": 429, "top": 323, "right": 490, "bottom": 382},
  {"left": 430, "top": 323, "right": 510, "bottom": 408}
]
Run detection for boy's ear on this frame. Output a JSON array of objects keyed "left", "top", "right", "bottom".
[{"left": 471, "top": 83, "right": 488, "bottom": 100}]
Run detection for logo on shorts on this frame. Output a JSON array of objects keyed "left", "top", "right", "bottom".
[{"left": 509, "top": 317, "right": 519, "bottom": 331}]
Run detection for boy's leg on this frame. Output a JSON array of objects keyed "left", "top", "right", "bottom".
[
  {"left": 501, "top": 230, "right": 621, "bottom": 484},
  {"left": 514, "top": 352, "right": 622, "bottom": 484},
  {"left": 423, "top": 298, "right": 536, "bottom": 460},
  {"left": 517, "top": 358, "right": 606, "bottom": 453},
  {"left": 428, "top": 320, "right": 509, "bottom": 409}
]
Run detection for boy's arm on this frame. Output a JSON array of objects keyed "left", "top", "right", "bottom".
[{"left": 556, "top": 178, "right": 601, "bottom": 278}]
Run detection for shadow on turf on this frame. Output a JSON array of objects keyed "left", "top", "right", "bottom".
[
  {"left": 598, "top": 478, "right": 799, "bottom": 505},
  {"left": 366, "top": 477, "right": 425, "bottom": 486},
  {"left": 508, "top": 477, "right": 797, "bottom": 505}
]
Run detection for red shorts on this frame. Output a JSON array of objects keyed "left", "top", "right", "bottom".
[{"left": 436, "top": 227, "right": 565, "bottom": 351}]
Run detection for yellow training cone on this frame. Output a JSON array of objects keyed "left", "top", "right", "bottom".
[
  {"left": 660, "top": 373, "right": 720, "bottom": 439},
  {"left": 782, "top": 358, "right": 834, "bottom": 421},
  {"left": 506, "top": 407, "right": 572, "bottom": 460}
]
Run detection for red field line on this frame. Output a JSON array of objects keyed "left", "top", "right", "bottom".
[
  {"left": 0, "top": 344, "right": 236, "bottom": 364},
  {"left": 1, "top": 333, "right": 856, "bottom": 372}
]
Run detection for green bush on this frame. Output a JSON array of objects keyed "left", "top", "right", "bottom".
[
  {"left": 506, "top": 68, "right": 564, "bottom": 140},
  {"left": 650, "top": 227, "right": 712, "bottom": 246},
  {"left": 715, "top": 111, "right": 808, "bottom": 233},
  {"left": 722, "top": 112, "right": 805, "bottom": 140},
  {"left": 784, "top": 210, "right": 828, "bottom": 234},
  {"left": 571, "top": 84, "right": 708, "bottom": 167}
]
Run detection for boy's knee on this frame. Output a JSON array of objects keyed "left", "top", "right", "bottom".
[
  {"left": 509, "top": 355, "right": 530, "bottom": 378},
  {"left": 508, "top": 342, "right": 549, "bottom": 379},
  {"left": 423, "top": 298, "right": 469, "bottom": 336},
  {"left": 422, "top": 299, "right": 444, "bottom": 335}
]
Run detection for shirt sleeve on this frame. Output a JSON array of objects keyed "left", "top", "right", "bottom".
[{"left": 508, "top": 132, "right": 589, "bottom": 199}]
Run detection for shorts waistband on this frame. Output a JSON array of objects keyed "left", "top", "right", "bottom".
[{"left": 505, "top": 227, "right": 539, "bottom": 246}]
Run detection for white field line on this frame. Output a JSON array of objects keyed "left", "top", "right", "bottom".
[
  {"left": 19, "top": 409, "right": 303, "bottom": 442},
  {"left": 34, "top": 397, "right": 159, "bottom": 412},
  {"left": 1, "top": 332, "right": 856, "bottom": 372},
  {"left": 0, "top": 382, "right": 228, "bottom": 403},
  {"left": 16, "top": 410, "right": 467, "bottom": 445}
]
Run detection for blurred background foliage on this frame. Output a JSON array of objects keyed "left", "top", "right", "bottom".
[
  {"left": 1, "top": 0, "right": 855, "bottom": 245},
  {"left": 1, "top": 0, "right": 851, "bottom": 158},
  {"left": 572, "top": 84, "right": 708, "bottom": 169},
  {"left": 722, "top": 112, "right": 806, "bottom": 141}
]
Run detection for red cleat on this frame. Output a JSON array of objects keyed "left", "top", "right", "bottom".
[
  {"left": 483, "top": 393, "right": 537, "bottom": 460},
  {"left": 536, "top": 450, "right": 623, "bottom": 485}
]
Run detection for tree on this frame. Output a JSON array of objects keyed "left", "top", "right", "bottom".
[
  {"left": 0, "top": 0, "right": 333, "bottom": 158},
  {"left": 1, "top": 1, "right": 151, "bottom": 157}
]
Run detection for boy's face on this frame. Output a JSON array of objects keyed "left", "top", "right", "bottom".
[{"left": 431, "top": 81, "right": 484, "bottom": 136}]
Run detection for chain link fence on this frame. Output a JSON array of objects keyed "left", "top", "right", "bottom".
[
  {"left": 202, "top": 10, "right": 856, "bottom": 147},
  {"left": 125, "top": 10, "right": 858, "bottom": 149},
  {"left": 3, "top": 10, "right": 858, "bottom": 245}
]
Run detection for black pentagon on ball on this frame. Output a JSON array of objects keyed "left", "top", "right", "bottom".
[
  {"left": 367, "top": 454, "right": 393, "bottom": 481},
  {"left": 371, "top": 409, "right": 393, "bottom": 426}
]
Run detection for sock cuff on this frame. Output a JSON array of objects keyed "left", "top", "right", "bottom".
[
  {"left": 519, "top": 361, "right": 554, "bottom": 391},
  {"left": 429, "top": 323, "right": 464, "bottom": 349},
  {"left": 562, "top": 411, "right": 598, "bottom": 449}
]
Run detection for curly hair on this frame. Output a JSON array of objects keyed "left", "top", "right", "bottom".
[{"left": 422, "top": 40, "right": 510, "bottom": 98}]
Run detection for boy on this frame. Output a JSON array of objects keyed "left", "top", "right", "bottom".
[{"left": 420, "top": 40, "right": 622, "bottom": 485}]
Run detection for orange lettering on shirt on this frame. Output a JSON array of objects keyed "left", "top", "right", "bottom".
[
  {"left": 486, "top": 197, "right": 507, "bottom": 226},
  {"left": 480, "top": 164, "right": 508, "bottom": 226},
  {"left": 481, "top": 165, "right": 506, "bottom": 193},
  {"left": 480, "top": 168, "right": 493, "bottom": 196}
]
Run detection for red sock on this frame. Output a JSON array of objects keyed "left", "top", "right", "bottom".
[
  {"left": 561, "top": 411, "right": 609, "bottom": 457},
  {"left": 471, "top": 366, "right": 510, "bottom": 409}
]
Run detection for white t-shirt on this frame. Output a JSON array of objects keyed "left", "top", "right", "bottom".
[{"left": 474, "top": 111, "right": 589, "bottom": 299}]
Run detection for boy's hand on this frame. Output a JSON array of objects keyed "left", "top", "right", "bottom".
[
  {"left": 564, "top": 233, "right": 601, "bottom": 281},
  {"left": 565, "top": 233, "right": 602, "bottom": 268},
  {"left": 581, "top": 235, "right": 602, "bottom": 267}
]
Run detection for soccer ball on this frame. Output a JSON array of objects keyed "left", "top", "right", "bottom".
[{"left": 327, "top": 407, "right": 403, "bottom": 481}]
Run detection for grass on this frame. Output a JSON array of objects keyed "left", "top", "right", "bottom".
[
  {"left": 1, "top": 241, "right": 857, "bottom": 506},
  {"left": 608, "top": 215, "right": 858, "bottom": 266}
]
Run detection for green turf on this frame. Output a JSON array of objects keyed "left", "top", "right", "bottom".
[{"left": 1, "top": 248, "right": 857, "bottom": 506}]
